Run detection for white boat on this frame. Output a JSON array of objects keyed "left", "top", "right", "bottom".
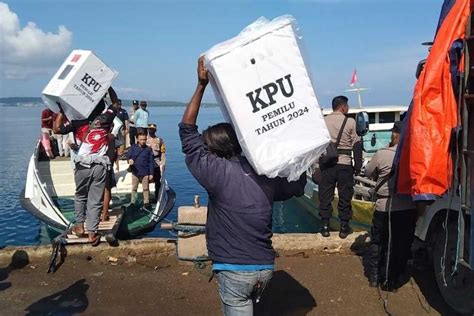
[{"left": 21, "top": 140, "right": 176, "bottom": 242}]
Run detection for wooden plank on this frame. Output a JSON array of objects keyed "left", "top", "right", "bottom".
[{"left": 64, "top": 208, "right": 124, "bottom": 245}]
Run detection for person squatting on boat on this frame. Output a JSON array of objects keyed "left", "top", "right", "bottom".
[
  {"left": 318, "top": 96, "right": 363, "bottom": 238},
  {"left": 127, "top": 131, "right": 154, "bottom": 211},
  {"left": 146, "top": 123, "right": 166, "bottom": 198},
  {"left": 179, "top": 57, "right": 307, "bottom": 316},
  {"left": 363, "top": 121, "right": 417, "bottom": 290}
]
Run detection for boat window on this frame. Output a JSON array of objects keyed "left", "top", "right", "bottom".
[
  {"left": 369, "top": 113, "right": 376, "bottom": 124},
  {"left": 379, "top": 112, "right": 395, "bottom": 123}
]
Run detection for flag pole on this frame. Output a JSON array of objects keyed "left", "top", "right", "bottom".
[
  {"left": 356, "top": 80, "right": 362, "bottom": 108},
  {"left": 346, "top": 68, "right": 367, "bottom": 109}
]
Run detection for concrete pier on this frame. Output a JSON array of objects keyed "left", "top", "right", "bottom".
[{"left": 0, "top": 233, "right": 460, "bottom": 315}]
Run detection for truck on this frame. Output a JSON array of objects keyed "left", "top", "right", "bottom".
[{"left": 409, "top": 1, "right": 473, "bottom": 313}]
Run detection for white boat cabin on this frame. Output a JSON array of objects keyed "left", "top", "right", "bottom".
[{"left": 322, "top": 105, "right": 408, "bottom": 154}]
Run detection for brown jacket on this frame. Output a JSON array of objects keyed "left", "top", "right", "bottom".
[
  {"left": 324, "top": 112, "right": 360, "bottom": 166},
  {"left": 365, "top": 144, "right": 415, "bottom": 212}
]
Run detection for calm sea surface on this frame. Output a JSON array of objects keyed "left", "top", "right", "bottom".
[{"left": 0, "top": 103, "right": 319, "bottom": 247}]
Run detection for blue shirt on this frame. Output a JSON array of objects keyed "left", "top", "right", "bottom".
[
  {"left": 179, "top": 123, "right": 306, "bottom": 266},
  {"left": 212, "top": 263, "right": 274, "bottom": 271},
  {"left": 126, "top": 144, "right": 154, "bottom": 177},
  {"left": 116, "top": 108, "right": 129, "bottom": 125},
  {"left": 134, "top": 108, "right": 149, "bottom": 128}
]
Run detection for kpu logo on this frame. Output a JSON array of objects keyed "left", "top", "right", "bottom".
[
  {"left": 246, "top": 74, "right": 294, "bottom": 113},
  {"left": 81, "top": 73, "right": 102, "bottom": 93}
]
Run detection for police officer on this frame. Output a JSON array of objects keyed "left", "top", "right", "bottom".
[
  {"left": 318, "top": 96, "right": 362, "bottom": 238},
  {"left": 364, "top": 121, "right": 417, "bottom": 289}
]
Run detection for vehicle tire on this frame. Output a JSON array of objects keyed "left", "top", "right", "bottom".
[{"left": 433, "top": 217, "right": 474, "bottom": 314}]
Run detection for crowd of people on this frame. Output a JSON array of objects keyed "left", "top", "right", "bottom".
[
  {"left": 40, "top": 90, "right": 166, "bottom": 245},
  {"left": 38, "top": 58, "right": 415, "bottom": 315}
]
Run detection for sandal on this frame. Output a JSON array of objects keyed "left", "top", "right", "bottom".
[
  {"left": 88, "top": 233, "right": 101, "bottom": 247},
  {"left": 72, "top": 223, "right": 86, "bottom": 237}
]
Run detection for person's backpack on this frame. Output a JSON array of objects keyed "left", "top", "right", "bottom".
[{"left": 319, "top": 116, "right": 348, "bottom": 169}]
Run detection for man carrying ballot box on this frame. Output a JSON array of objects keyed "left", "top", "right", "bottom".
[{"left": 180, "top": 57, "right": 306, "bottom": 315}]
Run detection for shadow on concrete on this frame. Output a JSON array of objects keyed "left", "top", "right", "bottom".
[
  {"left": 255, "top": 270, "right": 317, "bottom": 315},
  {"left": 0, "top": 250, "right": 29, "bottom": 291},
  {"left": 350, "top": 232, "right": 370, "bottom": 256},
  {"left": 25, "top": 279, "right": 89, "bottom": 315}
]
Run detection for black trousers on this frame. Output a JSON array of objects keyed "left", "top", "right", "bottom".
[
  {"left": 318, "top": 164, "right": 354, "bottom": 222},
  {"left": 129, "top": 126, "right": 137, "bottom": 146},
  {"left": 366, "top": 210, "right": 417, "bottom": 283}
]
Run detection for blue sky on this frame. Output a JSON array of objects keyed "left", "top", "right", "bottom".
[{"left": 0, "top": 0, "right": 442, "bottom": 107}]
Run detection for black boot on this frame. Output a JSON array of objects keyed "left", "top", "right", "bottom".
[
  {"left": 365, "top": 243, "right": 380, "bottom": 288},
  {"left": 320, "top": 219, "right": 330, "bottom": 237},
  {"left": 339, "top": 222, "right": 352, "bottom": 239},
  {"left": 368, "top": 273, "right": 379, "bottom": 288}
]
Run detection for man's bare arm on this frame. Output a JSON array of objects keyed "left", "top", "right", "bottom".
[{"left": 181, "top": 57, "right": 209, "bottom": 125}]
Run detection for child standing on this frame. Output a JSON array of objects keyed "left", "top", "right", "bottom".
[{"left": 127, "top": 131, "right": 154, "bottom": 210}]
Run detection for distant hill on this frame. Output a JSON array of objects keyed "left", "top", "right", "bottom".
[
  {"left": 0, "top": 97, "right": 42, "bottom": 106},
  {"left": 0, "top": 97, "right": 218, "bottom": 108}
]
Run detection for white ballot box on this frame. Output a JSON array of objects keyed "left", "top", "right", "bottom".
[
  {"left": 204, "top": 15, "right": 330, "bottom": 181},
  {"left": 42, "top": 50, "right": 118, "bottom": 121}
]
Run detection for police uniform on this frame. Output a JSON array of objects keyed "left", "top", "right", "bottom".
[
  {"left": 318, "top": 111, "right": 362, "bottom": 232},
  {"left": 364, "top": 142, "right": 416, "bottom": 288},
  {"left": 146, "top": 124, "right": 166, "bottom": 195}
]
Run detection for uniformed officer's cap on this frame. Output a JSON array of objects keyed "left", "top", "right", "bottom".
[{"left": 391, "top": 121, "right": 403, "bottom": 133}]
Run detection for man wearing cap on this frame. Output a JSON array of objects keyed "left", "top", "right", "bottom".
[
  {"left": 128, "top": 100, "right": 139, "bottom": 146},
  {"left": 146, "top": 123, "right": 166, "bottom": 196},
  {"left": 363, "top": 120, "right": 416, "bottom": 290}
]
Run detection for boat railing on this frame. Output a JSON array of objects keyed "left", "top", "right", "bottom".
[
  {"left": 151, "top": 168, "right": 169, "bottom": 222},
  {"left": 24, "top": 140, "right": 69, "bottom": 229}
]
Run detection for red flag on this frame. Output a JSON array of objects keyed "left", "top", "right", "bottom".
[{"left": 350, "top": 69, "right": 357, "bottom": 87}]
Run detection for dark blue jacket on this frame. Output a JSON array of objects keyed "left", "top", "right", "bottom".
[
  {"left": 127, "top": 144, "right": 154, "bottom": 177},
  {"left": 179, "top": 123, "right": 306, "bottom": 265}
]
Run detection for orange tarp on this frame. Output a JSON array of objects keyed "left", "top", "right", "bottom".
[{"left": 397, "top": 0, "right": 470, "bottom": 199}]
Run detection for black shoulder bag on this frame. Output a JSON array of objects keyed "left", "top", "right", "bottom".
[{"left": 319, "top": 116, "right": 348, "bottom": 169}]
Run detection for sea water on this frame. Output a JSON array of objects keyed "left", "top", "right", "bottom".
[{"left": 0, "top": 102, "right": 319, "bottom": 247}]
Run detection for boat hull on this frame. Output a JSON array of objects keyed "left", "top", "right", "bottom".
[{"left": 295, "top": 178, "right": 374, "bottom": 232}]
